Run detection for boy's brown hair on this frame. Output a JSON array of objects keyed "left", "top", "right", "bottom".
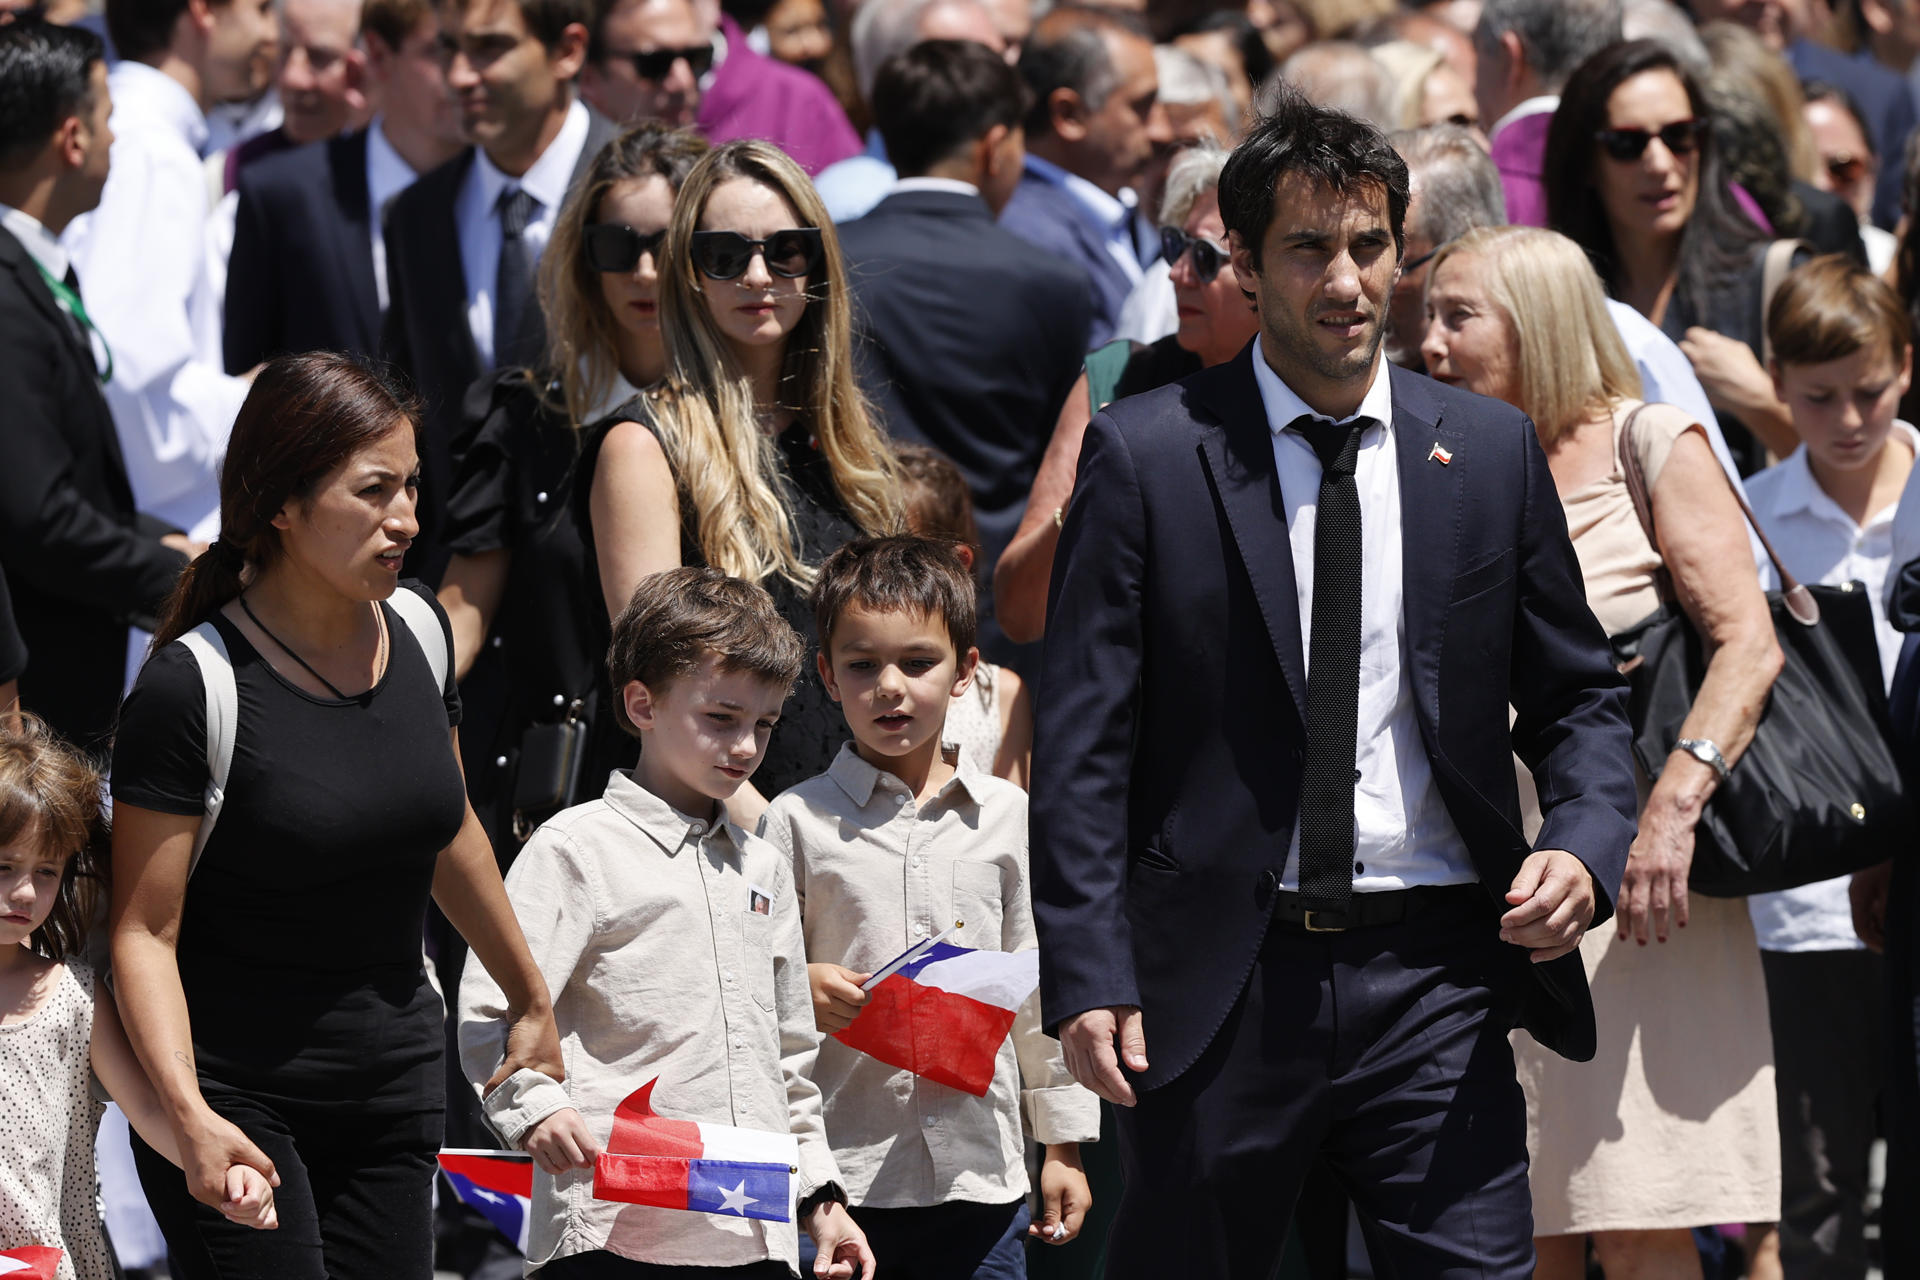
[
  {"left": 895, "top": 443, "right": 981, "bottom": 552},
  {"left": 811, "top": 535, "right": 978, "bottom": 658},
  {"left": 607, "top": 567, "right": 806, "bottom": 736},
  {"left": 0, "top": 712, "right": 108, "bottom": 964},
  {"left": 1768, "top": 253, "right": 1913, "bottom": 370}
]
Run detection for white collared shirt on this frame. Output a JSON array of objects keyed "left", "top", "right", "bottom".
[
  {"left": 1022, "top": 153, "right": 1145, "bottom": 285},
  {"left": 366, "top": 119, "right": 420, "bottom": 315},
  {"left": 1250, "top": 346, "right": 1476, "bottom": 891},
  {"left": 455, "top": 97, "right": 590, "bottom": 368},
  {"left": 886, "top": 176, "right": 981, "bottom": 199},
  {"left": 1747, "top": 423, "right": 1919, "bottom": 952},
  {"left": 61, "top": 60, "right": 248, "bottom": 543},
  {"left": 1, "top": 204, "right": 69, "bottom": 280},
  {"left": 1489, "top": 93, "right": 1560, "bottom": 142}
]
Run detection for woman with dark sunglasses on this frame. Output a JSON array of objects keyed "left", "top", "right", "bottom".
[
  {"left": 1545, "top": 39, "right": 1805, "bottom": 477},
  {"left": 435, "top": 123, "right": 709, "bottom": 866}
]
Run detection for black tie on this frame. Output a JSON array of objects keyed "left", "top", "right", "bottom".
[
  {"left": 1293, "top": 415, "right": 1367, "bottom": 916},
  {"left": 494, "top": 186, "right": 540, "bottom": 369}
]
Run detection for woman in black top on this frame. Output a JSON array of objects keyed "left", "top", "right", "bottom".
[{"left": 110, "top": 354, "right": 562, "bottom": 1280}]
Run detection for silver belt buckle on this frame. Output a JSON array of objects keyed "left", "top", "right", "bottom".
[{"left": 1302, "top": 909, "right": 1346, "bottom": 933}]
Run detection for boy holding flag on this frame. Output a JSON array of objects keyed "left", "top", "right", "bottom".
[{"left": 758, "top": 536, "right": 1098, "bottom": 1277}]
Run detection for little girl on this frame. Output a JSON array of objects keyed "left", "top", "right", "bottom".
[{"left": 0, "top": 714, "right": 277, "bottom": 1280}]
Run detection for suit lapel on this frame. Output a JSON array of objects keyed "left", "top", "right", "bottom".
[
  {"left": 1391, "top": 366, "right": 1466, "bottom": 721},
  {"left": 1192, "top": 344, "right": 1308, "bottom": 724},
  {"left": 329, "top": 131, "right": 381, "bottom": 350},
  {"left": 420, "top": 153, "right": 481, "bottom": 378},
  {"left": 568, "top": 107, "right": 618, "bottom": 189}
]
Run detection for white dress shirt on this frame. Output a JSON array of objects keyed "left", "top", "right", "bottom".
[
  {"left": 1, "top": 204, "right": 110, "bottom": 378},
  {"left": 365, "top": 119, "right": 420, "bottom": 316},
  {"left": 1489, "top": 93, "right": 1560, "bottom": 143},
  {"left": 62, "top": 60, "right": 250, "bottom": 544},
  {"left": 1747, "top": 423, "right": 1919, "bottom": 952},
  {"left": 886, "top": 176, "right": 981, "bottom": 199},
  {"left": 1251, "top": 348, "right": 1476, "bottom": 890},
  {"left": 1022, "top": 153, "right": 1145, "bottom": 285},
  {"left": 455, "top": 97, "right": 590, "bottom": 369}
]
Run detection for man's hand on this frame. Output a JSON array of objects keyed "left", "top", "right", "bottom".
[
  {"left": 808, "top": 963, "right": 871, "bottom": 1033},
  {"left": 522, "top": 1106, "right": 601, "bottom": 1176},
  {"left": 1502, "top": 849, "right": 1598, "bottom": 962},
  {"left": 1852, "top": 860, "right": 1894, "bottom": 953},
  {"left": 804, "top": 1201, "right": 876, "bottom": 1279},
  {"left": 1060, "top": 1005, "right": 1148, "bottom": 1106},
  {"left": 1027, "top": 1143, "right": 1090, "bottom": 1244}
]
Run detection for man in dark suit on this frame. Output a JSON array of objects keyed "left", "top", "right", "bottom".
[
  {"left": 839, "top": 39, "right": 1091, "bottom": 663},
  {"left": 1000, "top": 6, "right": 1167, "bottom": 348},
  {"left": 1032, "top": 91, "right": 1639, "bottom": 1275},
  {"left": 382, "top": 0, "right": 615, "bottom": 582},
  {"left": 0, "top": 20, "right": 189, "bottom": 752},
  {"left": 224, "top": 0, "right": 466, "bottom": 372}
]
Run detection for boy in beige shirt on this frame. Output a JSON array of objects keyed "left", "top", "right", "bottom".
[
  {"left": 757, "top": 536, "right": 1099, "bottom": 1279},
  {"left": 459, "top": 568, "right": 874, "bottom": 1279}
]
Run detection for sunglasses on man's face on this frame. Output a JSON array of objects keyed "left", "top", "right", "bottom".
[
  {"left": 621, "top": 41, "right": 715, "bottom": 81},
  {"left": 583, "top": 223, "right": 666, "bottom": 273},
  {"left": 1825, "top": 152, "right": 1871, "bottom": 186},
  {"left": 1595, "top": 119, "right": 1706, "bottom": 162},
  {"left": 689, "top": 228, "right": 824, "bottom": 281},
  {"left": 1160, "top": 225, "right": 1229, "bottom": 283}
]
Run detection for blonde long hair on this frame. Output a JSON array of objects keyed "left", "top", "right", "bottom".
[
  {"left": 1428, "top": 226, "right": 1643, "bottom": 445},
  {"left": 649, "top": 139, "right": 903, "bottom": 588}
]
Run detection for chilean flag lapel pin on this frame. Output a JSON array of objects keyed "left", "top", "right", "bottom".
[{"left": 1429, "top": 442, "right": 1453, "bottom": 465}]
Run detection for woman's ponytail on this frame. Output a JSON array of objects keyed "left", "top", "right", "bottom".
[{"left": 149, "top": 537, "right": 249, "bottom": 650}]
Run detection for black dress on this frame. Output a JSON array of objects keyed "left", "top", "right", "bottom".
[{"left": 110, "top": 583, "right": 467, "bottom": 1280}]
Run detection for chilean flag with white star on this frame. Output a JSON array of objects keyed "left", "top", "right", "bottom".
[
  {"left": 593, "top": 1078, "right": 797, "bottom": 1222},
  {"left": 437, "top": 1150, "right": 533, "bottom": 1251},
  {"left": 0, "top": 1248, "right": 63, "bottom": 1279}
]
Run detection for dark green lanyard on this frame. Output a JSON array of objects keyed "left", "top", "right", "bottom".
[{"left": 31, "top": 257, "right": 112, "bottom": 385}]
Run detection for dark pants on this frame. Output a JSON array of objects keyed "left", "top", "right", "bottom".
[
  {"left": 1761, "top": 947, "right": 1884, "bottom": 1279},
  {"left": 533, "top": 1256, "right": 791, "bottom": 1278},
  {"left": 133, "top": 1086, "right": 441, "bottom": 1280},
  {"left": 1884, "top": 858, "right": 1920, "bottom": 1275},
  {"left": 1106, "top": 889, "right": 1533, "bottom": 1280},
  {"left": 852, "top": 1199, "right": 1029, "bottom": 1280}
]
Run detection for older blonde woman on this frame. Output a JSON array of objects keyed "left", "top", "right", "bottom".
[{"left": 1422, "top": 225, "right": 1784, "bottom": 1280}]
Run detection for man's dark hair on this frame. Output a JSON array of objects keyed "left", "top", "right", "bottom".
[
  {"left": 457, "top": 0, "right": 593, "bottom": 49},
  {"left": 106, "top": 0, "right": 196, "bottom": 64},
  {"left": 874, "top": 39, "right": 1030, "bottom": 178},
  {"left": 1017, "top": 5, "right": 1148, "bottom": 139},
  {"left": 811, "top": 534, "right": 979, "bottom": 658},
  {"left": 1218, "top": 83, "right": 1409, "bottom": 266},
  {"left": 0, "top": 19, "right": 103, "bottom": 172}
]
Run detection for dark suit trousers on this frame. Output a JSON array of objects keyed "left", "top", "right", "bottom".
[{"left": 1106, "top": 889, "right": 1533, "bottom": 1280}]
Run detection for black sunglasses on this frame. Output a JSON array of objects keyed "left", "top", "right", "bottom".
[
  {"left": 620, "top": 41, "right": 715, "bottom": 81},
  {"left": 1825, "top": 151, "right": 1870, "bottom": 185},
  {"left": 583, "top": 223, "right": 666, "bottom": 273},
  {"left": 1159, "top": 225, "right": 1229, "bottom": 283},
  {"left": 689, "top": 228, "right": 824, "bottom": 281},
  {"left": 1398, "top": 246, "right": 1439, "bottom": 275},
  {"left": 1595, "top": 119, "right": 1706, "bottom": 162}
]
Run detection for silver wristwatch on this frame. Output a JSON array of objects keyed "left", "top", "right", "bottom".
[{"left": 1673, "top": 737, "right": 1730, "bottom": 782}]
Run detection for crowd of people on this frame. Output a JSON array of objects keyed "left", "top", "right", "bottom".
[{"left": 7, "top": 0, "right": 1920, "bottom": 1277}]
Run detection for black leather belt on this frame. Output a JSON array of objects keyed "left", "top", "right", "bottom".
[{"left": 1272, "top": 884, "right": 1482, "bottom": 932}]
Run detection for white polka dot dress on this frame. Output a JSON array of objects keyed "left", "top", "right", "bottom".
[{"left": 0, "top": 958, "right": 112, "bottom": 1280}]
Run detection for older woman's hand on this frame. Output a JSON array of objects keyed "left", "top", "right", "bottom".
[{"left": 1617, "top": 786, "right": 1697, "bottom": 945}]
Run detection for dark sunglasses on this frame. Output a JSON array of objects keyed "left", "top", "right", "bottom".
[
  {"left": 1159, "top": 225, "right": 1229, "bottom": 283},
  {"left": 621, "top": 41, "right": 714, "bottom": 81},
  {"left": 1398, "top": 246, "right": 1439, "bottom": 275},
  {"left": 689, "top": 228, "right": 824, "bottom": 281},
  {"left": 583, "top": 223, "right": 666, "bottom": 273},
  {"left": 1825, "top": 152, "right": 1870, "bottom": 185},
  {"left": 1595, "top": 119, "right": 1706, "bottom": 162}
]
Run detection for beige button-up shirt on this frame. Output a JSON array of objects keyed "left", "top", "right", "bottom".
[
  {"left": 458, "top": 770, "right": 841, "bottom": 1272},
  {"left": 758, "top": 744, "right": 1099, "bottom": 1209}
]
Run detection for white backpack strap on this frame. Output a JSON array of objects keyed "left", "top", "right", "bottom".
[
  {"left": 174, "top": 621, "right": 237, "bottom": 881},
  {"left": 387, "top": 584, "right": 451, "bottom": 695}
]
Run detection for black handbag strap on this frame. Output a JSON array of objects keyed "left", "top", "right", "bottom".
[{"left": 1616, "top": 403, "right": 1820, "bottom": 626}]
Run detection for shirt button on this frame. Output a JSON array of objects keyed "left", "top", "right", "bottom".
[
  {"left": 1354, "top": 861, "right": 1365, "bottom": 875},
  {"left": 491, "top": 635, "right": 504, "bottom": 648},
  {"left": 553, "top": 694, "right": 566, "bottom": 707},
  {"left": 922, "top": 1115, "right": 938, "bottom": 1127},
  {"left": 723, "top": 969, "right": 734, "bottom": 983},
  {"left": 535, "top": 491, "right": 549, "bottom": 503},
  {"left": 690, "top": 822, "right": 707, "bottom": 836},
  {"left": 1353, "top": 768, "right": 1362, "bottom": 781},
  {"left": 495, "top": 755, "right": 509, "bottom": 768}
]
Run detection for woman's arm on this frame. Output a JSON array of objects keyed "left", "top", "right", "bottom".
[
  {"left": 588, "top": 420, "right": 684, "bottom": 623},
  {"left": 991, "top": 667, "right": 1033, "bottom": 790},
  {"left": 1623, "top": 424, "right": 1785, "bottom": 944},
  {"left": 995, "top": 373, "right": 1094, "bottom": 645},
  {"left": 431, "top": 731, "right": 565, "bottom": 1093},
  {"left": 439, "top": 551, "right": 509, "bottom": 683}
]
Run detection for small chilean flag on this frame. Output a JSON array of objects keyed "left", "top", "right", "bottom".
[
  {"left": 832, "top": 929, "right": 1039, "bottom": 1097},
  {"left": 0, "top": 1248, "right": 63, "bottom": 1278},
  {"left": 437, "top": 1149, "right": 533, "bottom": 1252},
  {"left": 593, "top": 1079, "right": 798, "bottom": 1222}
]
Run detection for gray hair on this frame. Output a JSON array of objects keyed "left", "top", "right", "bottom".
[
  {"left": 1158, "top": 140, "right": 1229, "bottom": 226},
  {"left": 1620, "top": 0, "right": 1710, "bottom": 71},
  {"left": 1154, "top": 44, "right": 1237, "bottom": 125},
  {"left": 1474, "top": 0, "right": 1622, "bottom": 91},
  {"left": 851, "top": 0, "right": 997, "bottom": 102},
  {"left": 1262, "top": 40, "right": 1394, "bottom": 129},
  {"left": 1391, "top": 123, "right": 1507, "bottom": 244}
]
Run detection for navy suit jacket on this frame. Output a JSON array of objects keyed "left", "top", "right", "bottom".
[
  {"left": 999, "top": 167, "right": 1137, "bottom": 348},
  {"left": 1030, "top": 347, "right": 1639, "bottom": 1085},
  {"left": 225, "top": 129, "right": 382, "bottom": 372}
]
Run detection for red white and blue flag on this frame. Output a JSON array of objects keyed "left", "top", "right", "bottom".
[
  {"left": 593, "top": 1079, "right": 798, "bottom": 1222},
  {"left": 0, "top": 1248, "right": 63, "bottom": 1279},
  {"left": 437, "top": 1149, "right": 533, "bottom": 1252},
  {"left": 833, "top": 931, "right": 1039, "bottom": 1096}
]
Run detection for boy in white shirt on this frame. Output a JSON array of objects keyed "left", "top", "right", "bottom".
[
  {"left": 758, "top": 535, "right": 1098, "bottom": 1279},
  {"left": 459, "top": 567, "right": 874, "bottom": 1279}
]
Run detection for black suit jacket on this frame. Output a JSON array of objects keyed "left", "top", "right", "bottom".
[
  {"left": 224, "top": 130, "right": 382, "bottom": 372},
  {"left": 381, "top": 105, "right": 617, "bottom": 582},
  {"left": 839, "top": 189, "right": 1093, "bottom": 640},
  {"left": 0, "top": 226, "right": 186, "bottom": 751},
  {"left": 1031, "top": 348, "right": 1639, "bottom": 1085}
]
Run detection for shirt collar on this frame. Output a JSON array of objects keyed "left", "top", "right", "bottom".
[
  {"left": 1022, "top": 153, "right": 1134, "bottom": 235},
  {"left": 471, "top": 96, "right": 589, "bottom": 218},
  {"left": 824, "top": 739, "right": 984, "bottom": 810},
  {"left": 365, "top": 118, "right": 419, "bottom": 209},
  {"left": 888, "top": 176, "right": 981, "bottom": 199},
  {"left": 1251, "top": 342, "right": 1395, "bottom": 440},
  {"left": 1490, "top": 94, "right": 1559, "bottom": 140},
  {"left": 110, "top": 60, "right": 209, "bottom": 157},
  {"left": 586, "top": 368, "right": 644, "bottom": 423},
  {"left": 0, "top": 204, "right": 68, "bottom": 281},
  {"left": 1773, "top": 420, "right": 1920, "bottom": 528},
  {"left": 603, "top": 768, "right": 748, "bottom": 856}
]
